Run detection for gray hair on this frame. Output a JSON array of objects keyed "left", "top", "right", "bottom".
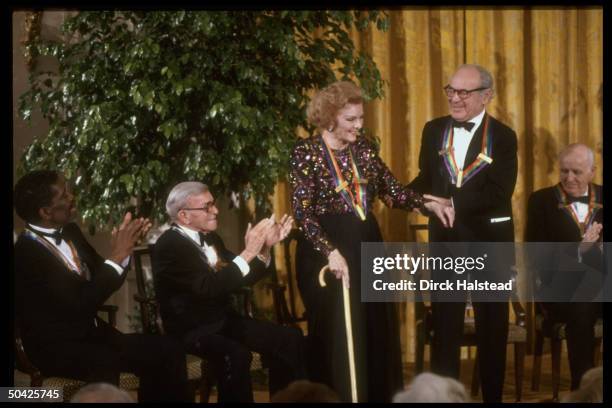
[
  {"left": 562, "top": 366, "right": 603, "bottom": 403},
  {"left": 457, "top": 63, "right": 494, "bottom": 95},
  {"left": 392, "top": 372, "right": 468, "bottom": 403},
  {"left": 559, "top": 143, "right": 595, "bottom": 168},
  {"left": 70, "top": 383, "right": 134, "bottom": 403},
  {"left": 166, "top": 181, "right": 209, "bottom": 221}
]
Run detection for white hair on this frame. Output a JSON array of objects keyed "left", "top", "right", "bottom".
[
  {"left": 562, "top": 366, "right": 603, "bottom": 403},
  {"left": 70, "top": 382, "right": 134, "bottom": 403},
  {"left": 559, "top": 143, "right": 595, "bottom": 168},
  {"left": 392, "top": 372, "right": 468, "bottom": 403},
  {"left": 456, "top": 64, "right": 495, "bottom": 98},
  {"left": 165, "top": 181, "right": 209, "bottom": 221}
]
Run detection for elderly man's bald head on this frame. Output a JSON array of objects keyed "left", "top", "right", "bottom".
[
  {"left": 558, "top": 143, "right": 596, "bottom": 197},
  {"left": 559, "top": 143, "right": 595, "bottom": 168}
]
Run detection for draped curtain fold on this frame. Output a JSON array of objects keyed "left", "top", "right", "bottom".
[{"left": 270, "top": 7, "right": 601, "bottom": 363}]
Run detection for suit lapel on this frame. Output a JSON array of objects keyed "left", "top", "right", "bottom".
[
  {"left": 170, "top": 227, "right": 215, "bottom": 270},
  {"left": 21, "top": 229, "right": 89, "bottom": 281},
  {"left": 61, "top": 227, "right": 93, "bottom": 280},
  {"left": 464, "top": 117, "right": 486, "bottom": 166},
  {"left": 554, "top": 183, "right": 603, "bottom": 236}
]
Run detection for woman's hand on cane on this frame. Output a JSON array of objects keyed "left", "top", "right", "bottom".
[{"left": 328, "top": 249, "right": 350, "bottom": 288}]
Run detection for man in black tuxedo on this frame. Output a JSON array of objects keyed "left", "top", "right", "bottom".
[
  {"left": 525, "top": 143, "right": 603, "bottom": 390},
  {"left": 14, "top": 170, "right": 190, "bottom": 402},
  {"left": 152, "top": 181, "right": 306, "bottom": 402},
  {"left": 408, "top": 64, "right": 518, "bottom": 402}
]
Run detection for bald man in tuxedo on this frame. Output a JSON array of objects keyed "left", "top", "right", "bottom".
[
  {"left": 526, "top": 143, "right": 603, "bottom": 391},
  {"left": 408, "top": 64, "right": 518, "bottom": 402}
]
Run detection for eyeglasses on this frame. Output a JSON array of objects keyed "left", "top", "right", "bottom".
[
  {"left": 444, "top": 85, "right": 488, "bottom": 99},
  {"left": 182, "top": 200, "right": 216, "bottom": 213}
]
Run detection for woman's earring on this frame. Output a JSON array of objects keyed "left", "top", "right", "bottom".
[{"left": 327, "top": 125, "right": 335, "bottom": 132}]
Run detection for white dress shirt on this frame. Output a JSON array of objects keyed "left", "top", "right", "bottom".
[
  {"left": 571, "top": 188, "right": 592, "bottom": 262},
  {"left": 27, "top": 223, "right": 128, "bottom": 275},
  {"left": 176, "top": 224, "right": 259, "bottom": 276},
  {"left": 571, "top": 189, "right": 589, "bottom": 223},
  {"left": 452, "top": 109, "right": 486, "bottom": 170}
]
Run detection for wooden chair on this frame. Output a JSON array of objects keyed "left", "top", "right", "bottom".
[
  {"left": 530, "top": 306, "right": 603, "bottom": 402},
  {"left": 414, "top": 294, "right": 527, "bottom": 401},
  {"left": 527, "top": 247, "right": 604, "bottom": 402},
  {"left": 132, "top": 245, "right": 267, "bottom": 403},
  {"left": 269, "top": 229, "right": 307, "bottom": 327},
  {"left": 14, "top": 306, "right": 140, "bottom": 402},
  {"left": 411, "top": 224, "right": 527, "bottom": 401}
]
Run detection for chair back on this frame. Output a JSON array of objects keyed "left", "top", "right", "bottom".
[
  {"left": 279, "top": 229, "right": 307, "bottom": 326},
  {"left": 132, "top": 245, "right": 165, "bottom": 335}
]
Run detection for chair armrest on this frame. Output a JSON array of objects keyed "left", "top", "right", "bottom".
[
  {"left": 14, "top": 324, "right": 43, "bottom": 385},
  {"left": 133, "top": 293, "right": 157, "bottom": 306},
  {"left": 97, "top": 304, "right": 119, "bottom": 327},
  {"left": 234, "top": 287, "right": 255, "bottom": 318}
]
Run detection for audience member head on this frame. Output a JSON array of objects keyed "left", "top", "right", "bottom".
[
  {"left": 14, "top": 170, "right": 75, "bottom": 228},
  {"left": 558, "top": 143, "right": 596, "bottom": 197},
  {"left": 165, "top": 181, "right": 218, "bottom": 232},
  {"left": 562, "top": 366, "right": 603, "bottom": 403},
  {"left": 392, "top": 372, "right": 468, "bottom": 403},
  {"left": 271, "top": 380, "right": 341, "bottom": 402},
  {"left": 70, "top": 382, "right": 134, "bottom": 403}
]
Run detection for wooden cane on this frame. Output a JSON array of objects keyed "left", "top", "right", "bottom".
[{"left": 319, "top": 265, "right": 358, "bottom": 403}]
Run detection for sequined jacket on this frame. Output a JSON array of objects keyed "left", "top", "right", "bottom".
[{"left": 288, "top": 135, "right": 424, "bottom": 256}]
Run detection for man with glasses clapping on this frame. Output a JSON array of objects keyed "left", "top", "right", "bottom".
[{"left": 152, "top": 181, "right": 307, "bottom": 402}]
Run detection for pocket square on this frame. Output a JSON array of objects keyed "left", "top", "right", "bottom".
[{"left": 490, "top": 216, "right": 511, "bottom": 223}]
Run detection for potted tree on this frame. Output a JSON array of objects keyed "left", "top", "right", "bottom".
[{"left": 19, "top": 10, "right": 389, "bottom": 230}]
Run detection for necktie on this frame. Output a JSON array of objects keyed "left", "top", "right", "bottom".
[
  {"left": 567, "top": 196, "right": 589, "bottom": 204},
  {"left": 198, "top": 232, "right": 218, "bottom": 268},
  {"left": 198, "top": 232, "right": 213, "bottom": 246},
  {"left": 452, "top": 120, "right": 475, "bottom": 131},
  {"left": 36, "top": 229, "right": 65, "bottom": 245}
]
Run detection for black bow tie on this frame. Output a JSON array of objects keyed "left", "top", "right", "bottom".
[
  {"left": 567, "top": 196, "right": 589, "bottom": 204},
  {"left": 36, "top": 229, "right": 65, "bottom": 245},
  {"left": 198, "top": 232, "right": 213, "bottom": 247},
  {"left": 452, "top": 120, "right": 475, "bottom": 131}
]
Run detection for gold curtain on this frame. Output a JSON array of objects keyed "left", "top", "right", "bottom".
[{"left": 269, "top": 7, "right": 602, "bottom": 363}]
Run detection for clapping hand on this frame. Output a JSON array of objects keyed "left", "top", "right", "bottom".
[
  {"left": 264, "top": 214, "right": 294, "bottom": 248},
  {"left": 110, "top": 212, "right": 152, "bottom": 264},
  {"left": 579, "top": 222, "right": 603, "bottom": 254},
  {"left": 240, "top": 216, "right": 275, "bottom": 262}
]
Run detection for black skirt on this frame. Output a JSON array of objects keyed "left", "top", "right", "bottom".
[{"left": 295, "top": 213, "right": 403, "bottom": 402}]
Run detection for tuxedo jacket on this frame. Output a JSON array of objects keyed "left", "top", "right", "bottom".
[
  {"left": 408, "top": 114, "right": 518, "bottom": 242},
  {"left": 14, "top": 222, "right": 126, "bottom": 352},
  {"left": 525, "top": 183, "right": 604, "bottom": 296},
  {"left": 151, "top": 228, "right": 269, "bottom": 341}
]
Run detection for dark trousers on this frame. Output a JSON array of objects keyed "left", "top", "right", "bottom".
[
  {"left": 540, "top": 302, "right": 601, "bottom": 389},
  {"left": 188, "top": 316, "right": 306, "bottom": 402},
  {"left": 29, "top": 326, "right": 190, "bottom": 402},
  {"left": 430, "top": 301, "right": 509, "bottom": 402}
]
